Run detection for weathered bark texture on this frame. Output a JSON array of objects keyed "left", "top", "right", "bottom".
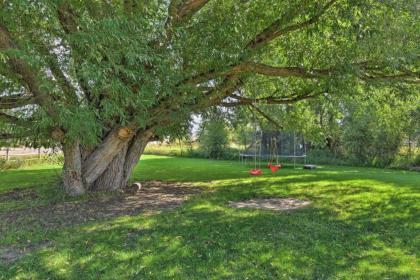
[
  {"left": 82, "top": 127, "right": 134, "bottom": 186},
  {"left": 91, "top": 143, "right": 129, "bottom": 192},
  {"left": 61, "top": 129, "right": 152, "bottom": 195},
  {"left": 121, "top": 131, "right": 152, "bottom": 187},
  {"left": 62, "top": 141, "right": 85, "bottom": 196}
]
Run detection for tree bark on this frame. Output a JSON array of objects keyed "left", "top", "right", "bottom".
[
  {"left": 90, "top": 131, "right": 152, "bottom": 191},
  {"left": 121, "top": 131, "right": 152, "bottom": 187},
  {"left": 60, "top": 129, "right": 152, "bottom": 195},
  {"left": 90, "top": 143, "right": 128, "bottom": 192},
  {"left": 82, "top": 127, "right": 134, "bottom": 186},
  {"left": 62, "top": 141, "right": 85, "bottom": 196}
]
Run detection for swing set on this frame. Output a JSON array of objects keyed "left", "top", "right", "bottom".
[
  {"left": 240, "top": 86, "right": 307, "bottom": 176},
  {"left": 242, "top": 130, "right": 306, "bottom": 176}
]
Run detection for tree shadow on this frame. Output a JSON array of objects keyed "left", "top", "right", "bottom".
[
  {"left": 2, "top": 183, "right": 418, "bottom": 279},
  {"left": 1, "top": 157, "right": 418, "bottom": 278},
  {"left": 133, "top": 157, "right": 420, "bottom": 192}
]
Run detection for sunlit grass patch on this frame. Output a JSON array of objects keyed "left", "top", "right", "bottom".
[{"left": 0, "top": 155, "right": 419, "bottom": 279}]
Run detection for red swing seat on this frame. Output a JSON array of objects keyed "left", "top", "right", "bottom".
[
  {"left": 249, "top": 169, "right": 263, "bottom": 176},
  {"left": 268, "top": 164, "right": 282, "bottom": 172}
]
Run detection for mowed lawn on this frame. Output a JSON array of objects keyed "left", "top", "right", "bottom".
[{"left": 0, "top": 155, "right": 419, "bottom": 279}]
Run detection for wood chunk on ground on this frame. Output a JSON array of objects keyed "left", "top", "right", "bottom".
[{"left": 229, "top": 198, "right": 311, "bottom": 211}]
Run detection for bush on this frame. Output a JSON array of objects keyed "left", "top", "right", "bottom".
[
  {"left": 0, "top": 153, "right": 63, "bottom": 171},
  {"left": 0, "top": 158, "right": 24, "bottom": 170},
  {"left": 306, "top": 149, "right": 348, "bottom": 166}
]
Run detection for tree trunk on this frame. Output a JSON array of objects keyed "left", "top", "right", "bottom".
[
  {"left": 91, "top": 143, "right": 128, "bottom": 192},
  {"left": 60, "top": 129, "right": 152, "bottom": 195},
  {"left": 121, "top": 131, "right": 152, "bottom": 187},
  {"left": 62, "top": 141, "right": 85, "bottom": 196},
  {"left": 82, "top": 126, "right": 134, "bottom": 186},
  {"left": 90, "top": 131, "right": 152, "bottom": 191}
]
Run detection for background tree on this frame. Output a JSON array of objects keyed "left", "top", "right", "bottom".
[
  {"left": 198, "top": 117, "right": 229, "bottom": 159},
  {"left": 0, "top": 0, "right": 418, "bottom": 195}
]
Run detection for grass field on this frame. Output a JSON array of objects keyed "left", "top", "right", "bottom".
[{"left": 0, "top": 155, "right": 419, "bottom": 279}]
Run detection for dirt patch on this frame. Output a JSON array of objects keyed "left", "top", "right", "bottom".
[
  {"left": 229, "top": 198, "right": 311, "bottom": 211},
  {"left": 0, "top": 241, "right": 51, "bottom": 264},
  {"left": 0, "top": 188, "right": 38, "bottom": 202},
  {"left": 0, "top": 181, "right": 203, "bottom": 233}
]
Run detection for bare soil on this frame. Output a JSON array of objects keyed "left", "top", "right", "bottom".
[
  {"left": 0, "top": 181, "right": 203, "bottom": 264},
  {"left": 0, "top": 241, "right": 51, "bottom": 264},
  {"left": 228, "top": 198, "right": 311, "bottom": 211},
  {"left": 0, "top": 188, "right": 38, "bottom": 202},
  {"left": 0, "top": 181, "right": 203, "bottom": 232}
]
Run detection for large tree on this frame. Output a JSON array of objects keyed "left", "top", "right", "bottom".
[{"left": 0, "top": 0, "right": 418, "bottom": 195}]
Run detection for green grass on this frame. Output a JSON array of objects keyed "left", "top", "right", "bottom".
[{"left": 0, "top": 155, "right": 419, "bottom": 279}]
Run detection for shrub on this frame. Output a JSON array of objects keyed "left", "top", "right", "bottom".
[{"left": 0, "top": 158, "right": 24, "bottom": 170}]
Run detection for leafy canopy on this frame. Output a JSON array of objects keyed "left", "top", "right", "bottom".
[{"left": 0, "top": 0, "right": 418, "bottom": 146}]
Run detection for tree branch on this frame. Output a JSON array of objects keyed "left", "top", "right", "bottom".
[
  {"left": 41, "top": 45, "right": 78, "bottom": 102},
  {"left": 177, "top": 0, "right": 211, "bottom": 19},
  {"left": 57, "top": 3, "right": 78, "bottom": 33},
  {"left": 185, "top": 62, "right": 420, "bottom": 85},
  {"left": 184, "top": 63, "right": 329, "bottom": 85},
  {"left": 222, "top": 89, "right": 323, "bottom": 107},
  {"left": 246, "top": 0, "right": 338, "bottom": 50},
  {"left": 0, "top": 94, "right": 35, "bottom": 109},
  {"left": 165, "top": 0, "right": 211, "bottom": 41},
  {"left": 360, "top": 71, "right": 420, "bottom": 84},
  {"left": 0, "top": 24, "right": 55, "bottom": 115},
  {"left": 56, "top": 4, "right": 96, "bottom": 103},
  {"left": 0, "top": 112, "right": 23, "bottom": 124},
  {"left": 179, "top": 1, "right": 336, "bottom": 88},
  {"left": 167, "top": 0, "right": 210, "bottom": 24},
  {"left": 248, "top": 104, "right": 283, "bottom": 130}
]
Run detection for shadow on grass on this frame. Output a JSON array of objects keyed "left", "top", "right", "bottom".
[
  {"left": 133, "top": 157, "right": 420, "bottom": 190},
  {"left": 0, "top": 156, "right": 418, "bottom": 278},
  {"left": 2, "top": 181, "right": 418, "bottom": 279}
]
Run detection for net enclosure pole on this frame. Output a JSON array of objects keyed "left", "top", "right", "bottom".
[{"left": 293, "top": 132, "right": 296, "bottom": 169}]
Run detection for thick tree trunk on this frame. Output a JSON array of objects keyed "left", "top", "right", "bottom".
[
  {"left": 82, "top": 126, "right": 134, "bottom": 186},
  {"left": 62, "top": 141, "right": 85, "bottom": 196},
  {"left": 60, "top": 129, "right": 152, "bottom": 195},
  {"left": 90, "top": 131, "right": 152, "bottom": 191},
  {"left": 90, "top": 143, "right": 128, "bottom": 192},
  {"left": 121, "top": 131, "right": 152, "bottom": 187}
]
